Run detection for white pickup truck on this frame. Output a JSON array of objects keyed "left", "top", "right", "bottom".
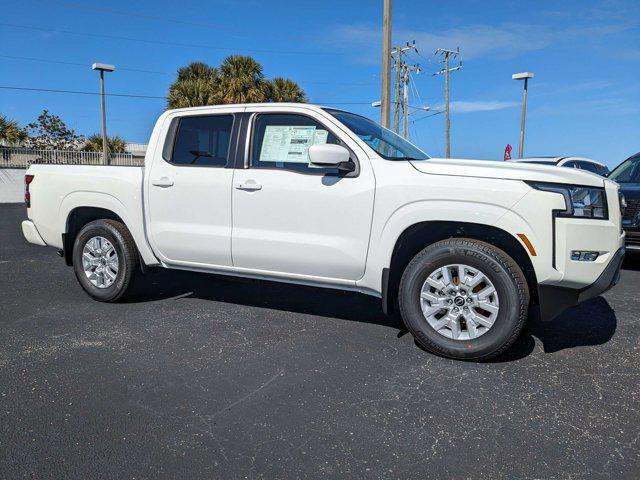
[{"left": 22, "top": 103, "right": 625, "bottom": 360}]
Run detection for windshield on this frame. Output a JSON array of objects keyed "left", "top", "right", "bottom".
[
  {"left": 324, "top": 109, "right": 429, "bottom": 160},
  {"left": 609, "top": 154, "right": 640, "bottom": 184}
]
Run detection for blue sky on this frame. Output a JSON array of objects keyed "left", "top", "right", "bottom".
[{"left": 1, "top": 0, "right": 638, "bottom": 166}]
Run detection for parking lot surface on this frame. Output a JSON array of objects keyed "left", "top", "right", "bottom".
[{"left": 1, "top": 203, "right": 639, "bottom": 479}]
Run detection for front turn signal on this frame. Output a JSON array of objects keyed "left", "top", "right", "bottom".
[{"left": 517, "top": 233, "right": 537, "bottom": 257}]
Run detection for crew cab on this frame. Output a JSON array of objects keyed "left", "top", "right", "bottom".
[{"left": 21, "top": 104, "right": 625, "bottom": 360}]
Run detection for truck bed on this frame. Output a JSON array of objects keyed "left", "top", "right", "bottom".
[{"left": 25, "top": 164, "right": 150, "bottom": 260}]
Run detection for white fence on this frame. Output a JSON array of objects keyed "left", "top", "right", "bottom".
[
  {"left": 0, "top": 147, "right": 142, "bottom": 168},
  {"left": 0, "top": 169, "right": 27, "bottom": 203}
]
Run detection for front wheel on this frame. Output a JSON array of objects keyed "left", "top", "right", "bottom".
[
  {"left": 398, "top": 238, "right": 529, "bottom": 360},
  {"left": 72, "top": 219, "right": 140, "bottom": 302}
]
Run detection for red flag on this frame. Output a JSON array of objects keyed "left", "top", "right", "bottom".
[{"left": 504, "top": 144, "right": 512, "bottom": 161}]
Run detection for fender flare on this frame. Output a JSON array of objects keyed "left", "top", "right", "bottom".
[{"left": 59, "top": 191, "right": 159, "bottom": 266}]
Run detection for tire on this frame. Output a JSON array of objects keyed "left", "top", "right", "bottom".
[
  {"left": 72, "top": 219, "right": 140, "bottom": 302},
  {"left": 398, "top": 238, "right": 529, "bottom": 361}
]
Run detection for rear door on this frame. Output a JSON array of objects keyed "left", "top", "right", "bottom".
[
  {"left": 231, "top": 107, "right": 375, "bottom": 281},
  {"left": 146, "top": 109, "right": 240, "bottom": 267}
]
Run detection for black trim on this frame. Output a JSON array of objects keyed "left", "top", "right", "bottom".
[
  {"left": 232, "top": 112, "right": 251, "bottom": 169},
  {"left": 538, "top": 246, "right": 625, "bottom": 321},
  {"left": 551, "top": 209, "right": 562, "bottom": 269},
  {"left": 381, "top": 268, "right": 390, "bottom": 316},
  {"left": 162, "top": 118, "right": 179, "bottom": 161},
  {"left": 62, "top": 233, "right": 73, "bottom": 266}
]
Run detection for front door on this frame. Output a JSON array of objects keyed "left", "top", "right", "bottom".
[
  {"left": 147, "top": 111, "right": 237, "bottom": 267},
  {"left": 231, "top": 109, "right": 375, "bottom": 281}
]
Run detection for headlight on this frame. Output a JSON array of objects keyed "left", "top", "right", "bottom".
[{"left": 527, "top": 182, "right": 608, "bottom": 219}]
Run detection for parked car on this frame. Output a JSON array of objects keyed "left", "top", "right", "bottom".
[
  {"left": 510, "top": 156, "right": 610, "bottom": 176},
  {"left": 608, "top": 152, "right": 640, "bottom": 251},
  {"left": 21, "top": 104, "right": 625, "bottom": 360}
]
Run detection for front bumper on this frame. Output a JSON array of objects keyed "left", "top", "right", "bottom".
[{"left": 538, "top": 246, "right": 625, "bottom": 321}]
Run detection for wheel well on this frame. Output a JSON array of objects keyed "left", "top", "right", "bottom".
[
  {"left": 384, "top": 222, "right": 538, "bottom": 314},
  {"left": 63, "top": 207, "right": 123, "bottom": 266}
]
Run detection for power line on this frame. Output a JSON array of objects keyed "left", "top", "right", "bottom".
[
  {"left": 0, "top": 54, "right": 376, "bottom": 86},
  {"left": 0, "top": 85, "right": 373, "bottom": 105},
  {"left": 0, "top": 22, "right": 343, "bottom": 56},
  {"left": 412, "top": 110, "right": 445, "bottom": 123},
  {"left": 0, "top": 54, "right": 167, "bottom": 75},
  {"left": 0, "top": 85, "right": 164, "bottom": 99},
  {"left": 39, "top": 0, "right": 230, "bottom": 30}
]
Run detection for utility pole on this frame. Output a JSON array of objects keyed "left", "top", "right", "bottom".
[
  {"left": 512, "top": 72, "right": 534, "bottom": 158},
  {"left": 391, "top": 41, "right": 418, "bottom": 135},
  {"left": 380, "top": 0, "right": 392, "bottom": 129},
  {"left": 434, "top": 48, "right": 461, "bottom": 158},
  {"left": 393, "top": 50, "right": 401, "bottom": 134},
  {"left": 92, "top": 62, "right": 115, "bottom": 165},
  {"left": 402, "top": 64, "right": 421, "bottom": 139}
]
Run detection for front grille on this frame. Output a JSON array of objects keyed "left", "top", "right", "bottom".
[
  {"left": 626, "top": 232, "right": 640, "bottom": 247},
  {"left": 622, "top": 198, "right": 640, "bottom": 225}
]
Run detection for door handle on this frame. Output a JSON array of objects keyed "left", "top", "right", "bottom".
[
  {"left": 152, "top": 177, "right": 174, "bottom": 188},
  {"left": 235, "top": 180, "right": 262, "bottom": 191}
]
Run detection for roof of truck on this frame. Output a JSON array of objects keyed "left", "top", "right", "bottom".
[{"left": 166, "top": 103, "right": 332, "bottom": 113}]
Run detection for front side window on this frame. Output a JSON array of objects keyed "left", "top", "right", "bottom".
[
  {"left": 609, "top": 155, "right": 640, "bottom": 184},
  {"left": 325, "top": 109, "right": 429, "bottom": 161},
  {"left": 171, "top": 115, "right": 233, "bottom": 166},
  {"left": 251, "top": 114, "right": 342, "bottom": 173}
]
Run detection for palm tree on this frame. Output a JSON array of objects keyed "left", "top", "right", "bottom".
[
  {"left": 176, "top": 61, "right": 217, "bottom": 82},
  {"left": 266, "top": 78, "right": 307, "bottom": 103},
  {"left": 165, "top": 56, "right": 307, "bottom": 109},
  {"left": 82, "top": 134, "right": 126, "bottom": 153},
  {"left": 218, "top": 55, "right": 268, "bottom": 104},
  {"left": 0, "top": 114, "right": 27, "bottom": 146},
  {"left": 167, "top": 62, "right": 220, "bottom": 109}
]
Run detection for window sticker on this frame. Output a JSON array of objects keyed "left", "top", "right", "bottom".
[{"left": 259, "top": 125, "right": 329, "bottom": 164}]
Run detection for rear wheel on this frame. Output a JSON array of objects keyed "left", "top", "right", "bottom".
[
  {"left": 72, "top": 219, "right": 139, "bottom": 302},
  {"left": 398, "top": 238, "right": 529, "bottom": 360}
]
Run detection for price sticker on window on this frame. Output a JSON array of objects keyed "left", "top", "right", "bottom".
[{"left": 259, "top": 125, "right": 329, "bottom": 164}]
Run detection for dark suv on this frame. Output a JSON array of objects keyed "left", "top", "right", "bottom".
[{"left": 609, "top": 152, "right": 640, "bottom": 251}]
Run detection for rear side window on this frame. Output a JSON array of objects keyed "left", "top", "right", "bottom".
[
  {"left": 250, "top": 113, "right": 342, "bottom": 174},
  {"left": 170, "top": 115, "right": 233, "bottom": 166}
]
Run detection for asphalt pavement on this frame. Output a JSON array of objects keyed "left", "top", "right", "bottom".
[{"left": 1, "top": 203, "right": 639, "bottom": 479}]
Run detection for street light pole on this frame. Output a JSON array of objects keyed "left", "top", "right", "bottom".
[
  {"left": 92, "top": 63, "right": 115, "bottom": 165},
  {"left": 512, "top": 72, "right": 534, "bottom": 158},
  {"left": 99, "top": 70, "right": 108, "bottom": 163}
]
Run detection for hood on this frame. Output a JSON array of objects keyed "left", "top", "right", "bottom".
[{"left": 409, "top": 158, "right": 605, "bottom": 188}]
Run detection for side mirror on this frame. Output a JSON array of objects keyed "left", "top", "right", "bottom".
[{"left": 309, "top": 144, "right": 350, "bottom": 167}]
